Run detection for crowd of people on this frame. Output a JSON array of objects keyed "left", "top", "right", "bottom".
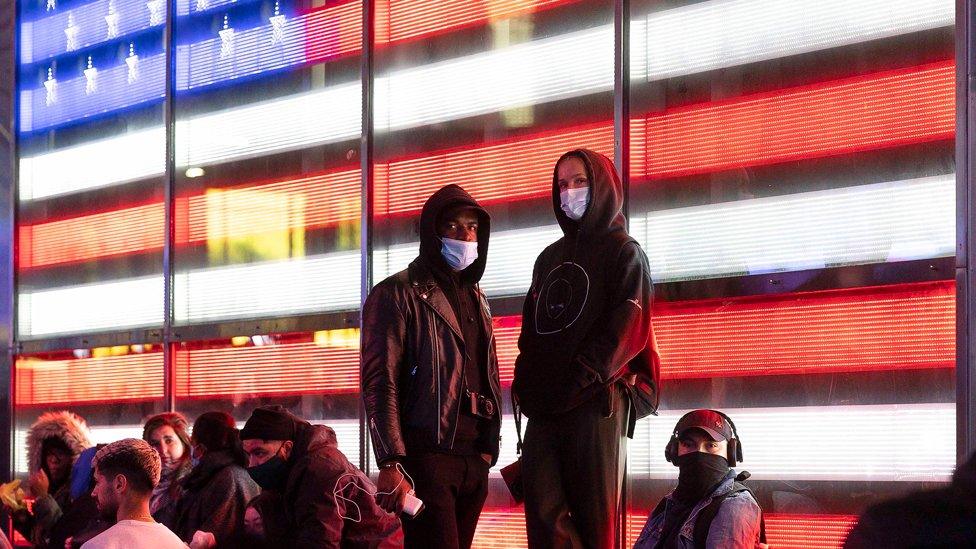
[
  {"left": 2, "top": 406, "right": 402, "bottom": 549},
  {"left": 0, "top": 149, "right": 971, "bottom": 549}
]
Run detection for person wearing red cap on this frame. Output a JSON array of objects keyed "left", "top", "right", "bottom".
[{"left": 633, "top": 409, "right": 766, "bottom": 549}]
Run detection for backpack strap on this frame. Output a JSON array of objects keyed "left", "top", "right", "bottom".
[{"left": 692, "top": 480, "right": 767, "bottom": 549}]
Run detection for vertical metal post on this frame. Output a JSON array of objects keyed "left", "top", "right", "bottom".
[
  {"left": 162, "top": 0, "right": 177, "bottom": 412},
  {"left": 0, "top": 0, "right": 17, "bottom": 484},
  {"left": 957, "top": 0, "right": 976, "bottom": 464},
  {"left": 614, "top": 0, "right": 630, "bottom": 545},
  {"left": 359, "top": 0, "right": 375, "bottom": 473},
  {"left": 614, "top": 0, "right": 630, "bottom": 225}
]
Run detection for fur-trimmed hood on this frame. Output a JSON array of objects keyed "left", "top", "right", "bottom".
[{"left": 27, "top": 411, "right": 92, "bottom": 475}]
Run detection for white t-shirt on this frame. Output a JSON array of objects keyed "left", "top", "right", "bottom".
[{"left": 81, "top": 520, "right": 187, "bottom": 549}]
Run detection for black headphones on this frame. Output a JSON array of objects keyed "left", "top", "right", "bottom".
[{"left": 664, "top": 409, "right": 743, "bottom": 467}]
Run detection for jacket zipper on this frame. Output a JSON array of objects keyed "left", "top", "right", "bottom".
[
  {"left": 370, "top": 417, "right": 389, "bottom": 455},
  {"left": 428, "top": 310, "right": 440, "bottom": 443}
]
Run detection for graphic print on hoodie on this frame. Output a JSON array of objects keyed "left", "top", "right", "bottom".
[{"left": 513, "top": 149, "right": 655, "bottom": 417}]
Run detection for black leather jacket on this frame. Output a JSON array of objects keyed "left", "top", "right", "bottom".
[{"left": 361, "top": 259, "right": 502, "bottom": 466}]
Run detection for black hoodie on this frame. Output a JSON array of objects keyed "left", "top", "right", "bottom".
[
  {"left": 512, "top": 149, "right": 657, "bottom": 417},
  {"left": 416, "top": 184, "right": 491, "bottom": 285}
]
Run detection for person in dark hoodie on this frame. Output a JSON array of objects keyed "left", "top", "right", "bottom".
[
  {"left": 512, "top": 149, "right": 659, "bottom": 549},
  {"left": 361, "top": 184, "right": 502, "bottom": 549},
  {"left": 171, "top": 411, "right": 259, "bottom": 546},
  {"left": 843, "top": 450, "right": 976, "bottom": 548},
  {"left": 7, "top": 411, "right": 95, "bottom": 548},
  {"left": 240, "top": 405, "right": 402, "bottom": 549}
]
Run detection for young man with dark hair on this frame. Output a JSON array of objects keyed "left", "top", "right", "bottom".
[
  {"left": 239, "top": 405, "right": 402, "bottom": 549},
  {"left": 634, "top": 410, "right": 765, "bottom": 549},
  {"left": 513, "top": 150, "right": 659, "bottom": 549},
  {"left": 361, "top": 184, "right": 502, "bottom": 549},
  {"left": 82, "top": 438, "right": 186, "bottom": 549}
]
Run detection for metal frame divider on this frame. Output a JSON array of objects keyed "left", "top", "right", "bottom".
[
  {"left": 957, "top": 0, "right": 976, "bottom": 463},
  {"left": 614, "top": 0, "right": 631, "bottom": 545},
  {"left": 359, "top": 0, "right": 376, "bottom": 474},
  {"left": 162, "top": 0, "right": 177, "bottom": 414},
  {"left": 1, "top": 0, "right": 18, "bottom": 491}
]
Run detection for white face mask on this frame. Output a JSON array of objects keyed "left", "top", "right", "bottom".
[
  {"left": 440, "top": 237, "right": 479, "bottom": 271},
  {"left": 560, "top": 187, "right": 590, "bottom": 221}
]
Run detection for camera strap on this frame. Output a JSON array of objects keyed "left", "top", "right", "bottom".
[{"left": 512, "top": 391, "right": 523, "bottom": 455}]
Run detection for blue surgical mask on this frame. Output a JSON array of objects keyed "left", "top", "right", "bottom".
[
  {"left": 440, "top": 237, "right": 478, "bottom": 271},
  {"left": 560, "top": 187, "right": 590, "bottom": 221},
  {"left": 190, "top": 444, "right": 204, "bottom": 469}
]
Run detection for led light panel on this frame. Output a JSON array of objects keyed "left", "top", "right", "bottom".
[
  {"left": 20, "top": 168, "right": 360, "bottom": 269},
  {"left": 15, "top": 352, "right": 164, "bottom": 405},
  {"left": 377, "top": 123, "right": 612, "bottom": 216},
  {"left": 20, "top": 52, "right": 165, "bottom": 132},
  {"left": 175, "top": 0, "right": 253, "bottom": 16},
  {"left": 496, "top": 281, "right": 953, "bottom": 382},
  {"left": 181, "top": 169, "right": 360, "bottom": 244},
  {"left": 633, "top": 60, "right": 954, "bottom": 179},
  {"left": 473, "top": 509, "right": 858, "bottom": 549},
  {"left": 20, "top": 0, "right": 163, "bottom": 64},
  {"left": 19, "top": 126, "right": 164, "bottom": 201},
  {"left": 174, "top": 81, "right": 361, "bottom": 167},
  {"left": 23, "top": 0, "right": 954, "bottom": 132},
  {"left": 24, "top": 57, "right": 952, "bottom": 200},
  {"left": 634, "top": 0, "right": 954, "bottom": 81},
  {"left": 174, "top": 251, "right": 361, "bottom": 323},
  {"left": 655, "top": 282, "right": 954, "bottom": 378},
  {"left": 18, "top": 275, "right": 163, "bottom": 338},
  {"left": 628, "top": 404, "right": 954, "bottom": 481},
  {"left": 376, "top": 24, "right": 612, "bottom": 131},
  {"left": 631, "top": 175, "right": 955, "bottom": 281},
  {"left": 19, "top": 148, "right": 953, "bottom": 273},
  {"left": 384, "top": 0, "right": 579, "bottom": 43},
  {"left": 175, "top": 335, "right": 359, "bottom": 397},
  {"left": 19, "top": 202, "right": 164, "bottom": 269}
]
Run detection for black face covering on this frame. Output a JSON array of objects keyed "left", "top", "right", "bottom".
[{"left": 672, "top": 451, "right": 730, "bottom": 503}]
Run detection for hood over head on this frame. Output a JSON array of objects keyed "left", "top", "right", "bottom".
[
  {"left": 552, "top": 149, "right": 626, "bottom": 236},
  {"left": 27, "top": 411, "right": 93, "bottom": 475},
  {"left": 418, "top": 184, "right": 491, "bottom": 284}
]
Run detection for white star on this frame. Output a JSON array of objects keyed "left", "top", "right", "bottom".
[
  {"left": 46, "top": 0, "right": 55, "bottom": 11},
  {"left": 64, "top": 13, "right": 80, "bottom": 51},
  {"left": 105, "top": 0, "right": 120, "bottom": 39},
  {"left": 84, "top": 57, "right": 98, "bottom": 95},
  {"left": 147, "top": 0, "right": 164, "bottom": 26},
  {"left": 219, "top": 15, "right": 235, "bottom": 59},
  {"left": 126, "top": 45, "right": 140, "bottom": 84},
  {"left": 195, "top": 0, "right": 210, "bottom": 12},
  {"left": 270, "top": 14, "right": 286, "bottom": 46},
  {"left": 44, "top": 69, "right": 58, "bottom": 106}
]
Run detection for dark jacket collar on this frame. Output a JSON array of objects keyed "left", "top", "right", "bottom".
[{"left": 408, "top": 259, "right": 465, "bottom": 342}]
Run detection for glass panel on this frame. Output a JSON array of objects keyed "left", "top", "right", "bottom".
[
  {"left": 171, "top": 0, "right": 362, "bottom": 325},
  {"left": 172, "top": 330, "right": 364, "bottom": 466},
  {"left": 371, "top": 1, "right": 612, "bottom": 546},
  {"left": 625, "top": 1, "right": 956, "bottom": 547},
  {"left": 13, "top": 346, "right": 166, "bottom": 474},
  {"left": 16, "top": 0, "right": 167, "bottom": 338}
]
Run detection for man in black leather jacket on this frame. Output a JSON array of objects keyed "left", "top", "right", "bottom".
[{"left": 361, "top": 184, "right": 501, "bottom": 549}]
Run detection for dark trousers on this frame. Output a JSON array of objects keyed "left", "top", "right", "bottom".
[
  {"left": 401, "top": 452, "right": 490, "bottom": 549},
  {"left": 522, "top": 385, "right": 630, "bottom": 549}
]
